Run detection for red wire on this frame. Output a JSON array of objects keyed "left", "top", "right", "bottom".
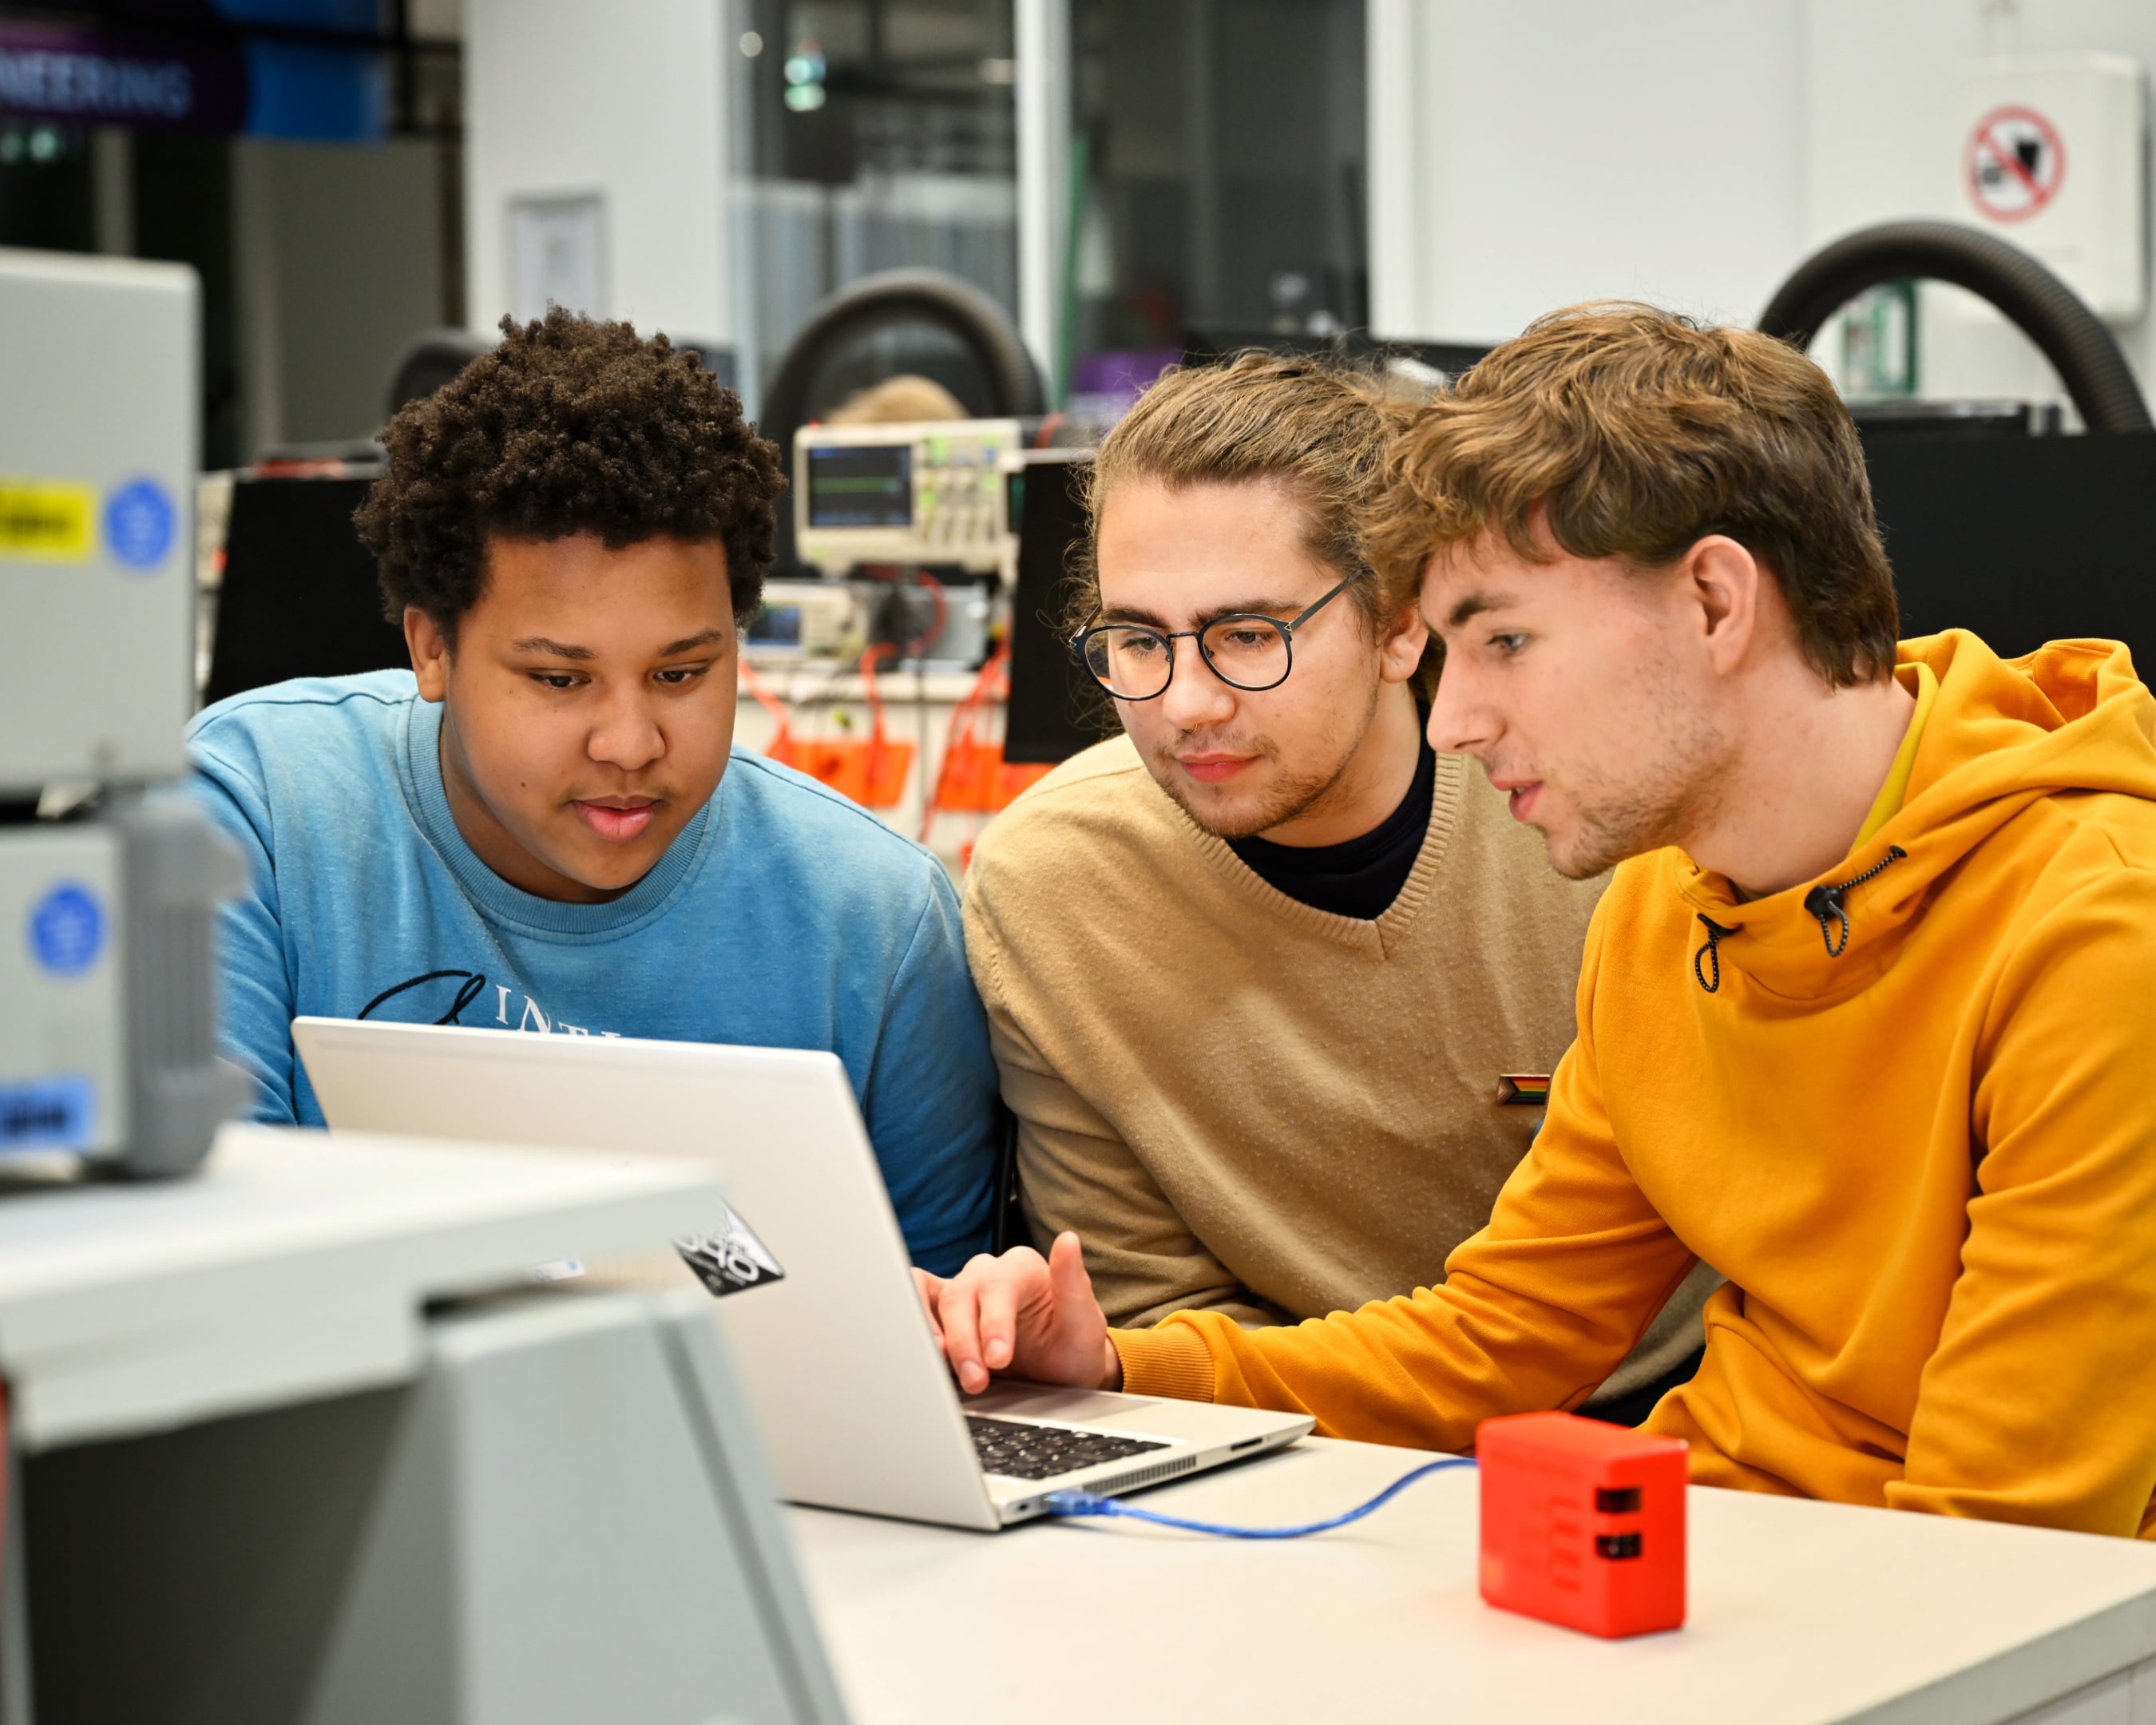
[
  {"left": 735, "top": 658, "right": 796, "bottom": 752},
  {"left": 859, "top": 643, "right": 898, "bottom": 799},
  {"left": 921, "top": 644, "right": 1012, "bottom": 846},
  {"left": 906, "top": 572, "right": 948, "bottom": 660},
  {"left": 859, "top": 642, "right": 894, "bottom": 741}
]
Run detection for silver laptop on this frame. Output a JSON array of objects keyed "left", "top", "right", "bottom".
[{"left": 292, "top": 1017, "right": 1311, "bottom": 1530}]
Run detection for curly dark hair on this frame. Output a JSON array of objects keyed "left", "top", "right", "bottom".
[{"left": 355, "top": 308, "right": 787, "bottom": 640}]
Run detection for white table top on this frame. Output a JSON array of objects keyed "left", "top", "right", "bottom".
[
  {"left": 0, "top": 1122, "right": 731, "bottom": 1450},
  {"left": 789, "top": 1434, "right": 2156, "bottom": 1725}
]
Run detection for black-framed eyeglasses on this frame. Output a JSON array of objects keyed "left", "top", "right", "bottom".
[{"left": 1069, "top": 574, "right": 1359, "bottom": 701}]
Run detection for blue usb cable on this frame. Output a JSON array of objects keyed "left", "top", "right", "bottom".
[{"left": 1042, "top": 1456, "right": 1476, "bottom": 1538}]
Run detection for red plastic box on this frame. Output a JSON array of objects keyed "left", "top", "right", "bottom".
[{"left": 1476, "top": 1410, "right": 1688, "bottom": 1639}]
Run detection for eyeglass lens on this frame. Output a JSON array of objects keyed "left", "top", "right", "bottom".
[{"left": 1081, "top": 617, "right": 1292, "bottom": 698}]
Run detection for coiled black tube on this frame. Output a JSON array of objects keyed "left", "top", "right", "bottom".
[
  {"left": 1757, "top": 220, "right": 2152, "bottom": 435},
  {"left": 759, "top": 267, "right": 1047, "bottom": 462}
]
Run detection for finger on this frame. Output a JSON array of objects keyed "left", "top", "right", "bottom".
[
  {"left": 911, "top": 1268, "right": 946, "bottom": 1350},
  {"left": 939, "top": 1271, "right": 990, "bottom": 1395},
  {"left": 1048, "top": 1231, "right": 1096, "bottom": 1310},
  {"left": 977, "top": 1271, "right": 1018, "bottom": 1372}
]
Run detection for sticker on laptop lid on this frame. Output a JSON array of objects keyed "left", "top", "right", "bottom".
[{"left": 676, "top": 1202, "right": 786, "bottom": 1298}]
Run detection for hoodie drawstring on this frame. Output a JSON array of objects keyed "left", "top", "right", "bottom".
[
  {"left": 1692, "top": 845, "right": 1908, "bottom": 993},
  {"left": 1802, "top": 846, "right": 1908, "bottom": 958},
  {"left": 1693, "top": 915, "right": 1740, "bottom": 993}
]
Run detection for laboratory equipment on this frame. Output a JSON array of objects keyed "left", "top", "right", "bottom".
[
  {"left": 1477, "top": 1411, "right": 1687, "bottom": 1639},
  {"left": 0, "top": 248, "right": 248, "bottom": 1177},
  {"left": 2, "top": 1124, "right": 849, "bottom": 1725},
  {"left": 794, "top": 417, "right": 1023, "bottom": 580}
]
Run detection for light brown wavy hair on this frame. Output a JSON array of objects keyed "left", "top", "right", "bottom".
[
  {"left": 1066, "top": 351, "right": 1439, "bottom": 691},
  {"left": 1368, "top": 303, "right": 1899, "bottom": 688}
]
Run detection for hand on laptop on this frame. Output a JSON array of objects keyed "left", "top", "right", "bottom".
[{"left": 913, "top": 1231, "right": 1122, "bottom": 1395}]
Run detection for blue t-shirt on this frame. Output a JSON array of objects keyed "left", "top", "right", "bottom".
[{"left": 186, "top": 670, "right": 998, "bottom": 1274}]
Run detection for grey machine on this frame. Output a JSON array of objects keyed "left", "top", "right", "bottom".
[
  {"left": 13, "top": 1285, "right": 852, "bottom": 1725},
  {"left": 0, "top": 249, "right": 850, "bottom": 1725},
  {"left": 0, "top": 248, "right": 248, "bottom": 1177}
]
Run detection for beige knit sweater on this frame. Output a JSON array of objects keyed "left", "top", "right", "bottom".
[{"left": 962, "top": 736, "right": 1717, "bottom": 1402}]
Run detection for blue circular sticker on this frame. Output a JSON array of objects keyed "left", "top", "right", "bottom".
[
  {"left": 29, "top": 882, "right": 105, "bottom": 978},
  {"left": 105, "top": 477, "right": 176, "bottom": 570}
]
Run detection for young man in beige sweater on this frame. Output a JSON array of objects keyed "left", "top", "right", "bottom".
[{"left": 962, "top": 355, "right": 1717, "bottom": 1416}]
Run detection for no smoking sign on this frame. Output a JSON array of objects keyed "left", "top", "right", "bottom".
[{"left": 1966, "top": 105, "right": 2065, "bottom": 222}]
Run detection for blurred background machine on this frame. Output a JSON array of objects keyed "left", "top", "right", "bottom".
[
  {"left": 737, "top": 269, "right": 1082, "bottom": 857},
  {"left": 201, "top": 470, "right": 405, "bottom": 708},
  {"left": 1003, "top": 448, "right": 1110, "bottom": 767},
  {"left": 0, "top": 248, "right": 247, "bottom": 1180},
  {"left": 749, "top": 407, "right": 1048, "bottom": 854},
  {"left": 796, "top": 418, "right": 1016, "bottom": 583},
  {"left": 0, "top": 258, "right": 845, "bottom": 1725},
  {"left": 782, "top": 414, "right": 1018, "bottom": 674},
  {"left": 1760, "top": 220, "right": 2156, "bottom": 670},
  {"left": 2, "top": 1128, "right": 849, "bottom": 1725}
]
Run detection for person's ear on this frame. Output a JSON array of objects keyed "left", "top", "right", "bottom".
[
  {"left": 1682, "top": 536, "right": 1764, "bottom": 676},
  {"left": 405, "top": 606, "right": 453, "bottom": 702},
  {"left": 1377, "top": 604, "right": 1429, "bottom": 686}
]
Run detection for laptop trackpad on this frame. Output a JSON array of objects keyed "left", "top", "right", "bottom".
[{"left": 961, "top": 1381, "right": 1162, "bottom": 1426}]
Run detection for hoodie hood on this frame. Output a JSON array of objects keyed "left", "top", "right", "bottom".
[{"left": 1673, "top": 631, "right": 2156, "bottom": 1001}]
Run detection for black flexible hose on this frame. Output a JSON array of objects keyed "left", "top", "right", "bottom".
[
  {"left": 1757, "top": 220, "right": 2153, "bottom": 435},
  {"left": 759, "top": 267, "right": 1047, "bottom": 465}
]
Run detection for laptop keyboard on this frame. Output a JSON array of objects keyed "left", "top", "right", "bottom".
[{"left": 966, "top": 1414, "right": 1171, "bottom": 1481}]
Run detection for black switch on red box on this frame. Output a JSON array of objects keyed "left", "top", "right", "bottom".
[{"left": 1476, "top": 1410, "right": 1688, "bottom": 1639}]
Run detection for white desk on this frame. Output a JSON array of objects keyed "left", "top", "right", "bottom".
[{"left": 790, "top": 1434, "right": 2156, "bottom": 1725}]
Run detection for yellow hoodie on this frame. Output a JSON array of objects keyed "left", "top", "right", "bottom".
[{"left": 1113, "top": 632, "right": 2156, "bottom": 1538}]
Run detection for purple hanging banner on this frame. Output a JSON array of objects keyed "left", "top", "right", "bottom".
[{"left": 0, "top": 20, "right": 249, "bottom": 136}]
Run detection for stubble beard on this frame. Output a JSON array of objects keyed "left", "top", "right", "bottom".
[
  {"left": 1146, "top": 679, "right": 1382, "bottom": 842},
  {"left": 1544, "top": 781, "right": 1699, "bottom": 879},
  {"left": 1536, "top": 704, "right": 1734, "bottom": 881}
]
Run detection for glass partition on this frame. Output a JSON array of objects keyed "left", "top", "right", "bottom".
[
  {"left": 733, "top": 0, "right": 1020, "bottom": 412},
  {"left": 1064, "top": 0, "right": 1366, "bottom": 415}
]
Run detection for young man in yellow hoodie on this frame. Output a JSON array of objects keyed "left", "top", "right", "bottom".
[{"left": 917, "top": 303, "right": 2156, "bottom": 1540}]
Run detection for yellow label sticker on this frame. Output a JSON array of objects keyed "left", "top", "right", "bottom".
[{"left": 0, "top": 479, "right": 97, "bottom": 562}]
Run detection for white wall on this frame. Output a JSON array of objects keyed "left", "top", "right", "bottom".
[
  {"left": 1368, "top": 0, "right": 2155, "bottom": 405},
  {"left": 1366, "top": 0, "right": 1809, "bottom": 344},
  {"left": 1806, "top": 0, "right": 2156, "bottom": 408},
  {"left": 462, "top": 0, "right": 731, "bottom": 348},
  {"left": 233, "top": 139, "right": 447, "bottom": 455}
]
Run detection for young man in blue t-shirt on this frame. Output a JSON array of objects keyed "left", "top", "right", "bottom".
[{"left": 188, "top": 309, "right": 998, "bottom": 1273}]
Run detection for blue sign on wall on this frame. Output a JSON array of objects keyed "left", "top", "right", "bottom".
[
  {"left": 0, "top": 0, "right": 388, "bottom": 143},
  {"left": 0, "top": 20, "right": 247, "bottom": 135}
]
